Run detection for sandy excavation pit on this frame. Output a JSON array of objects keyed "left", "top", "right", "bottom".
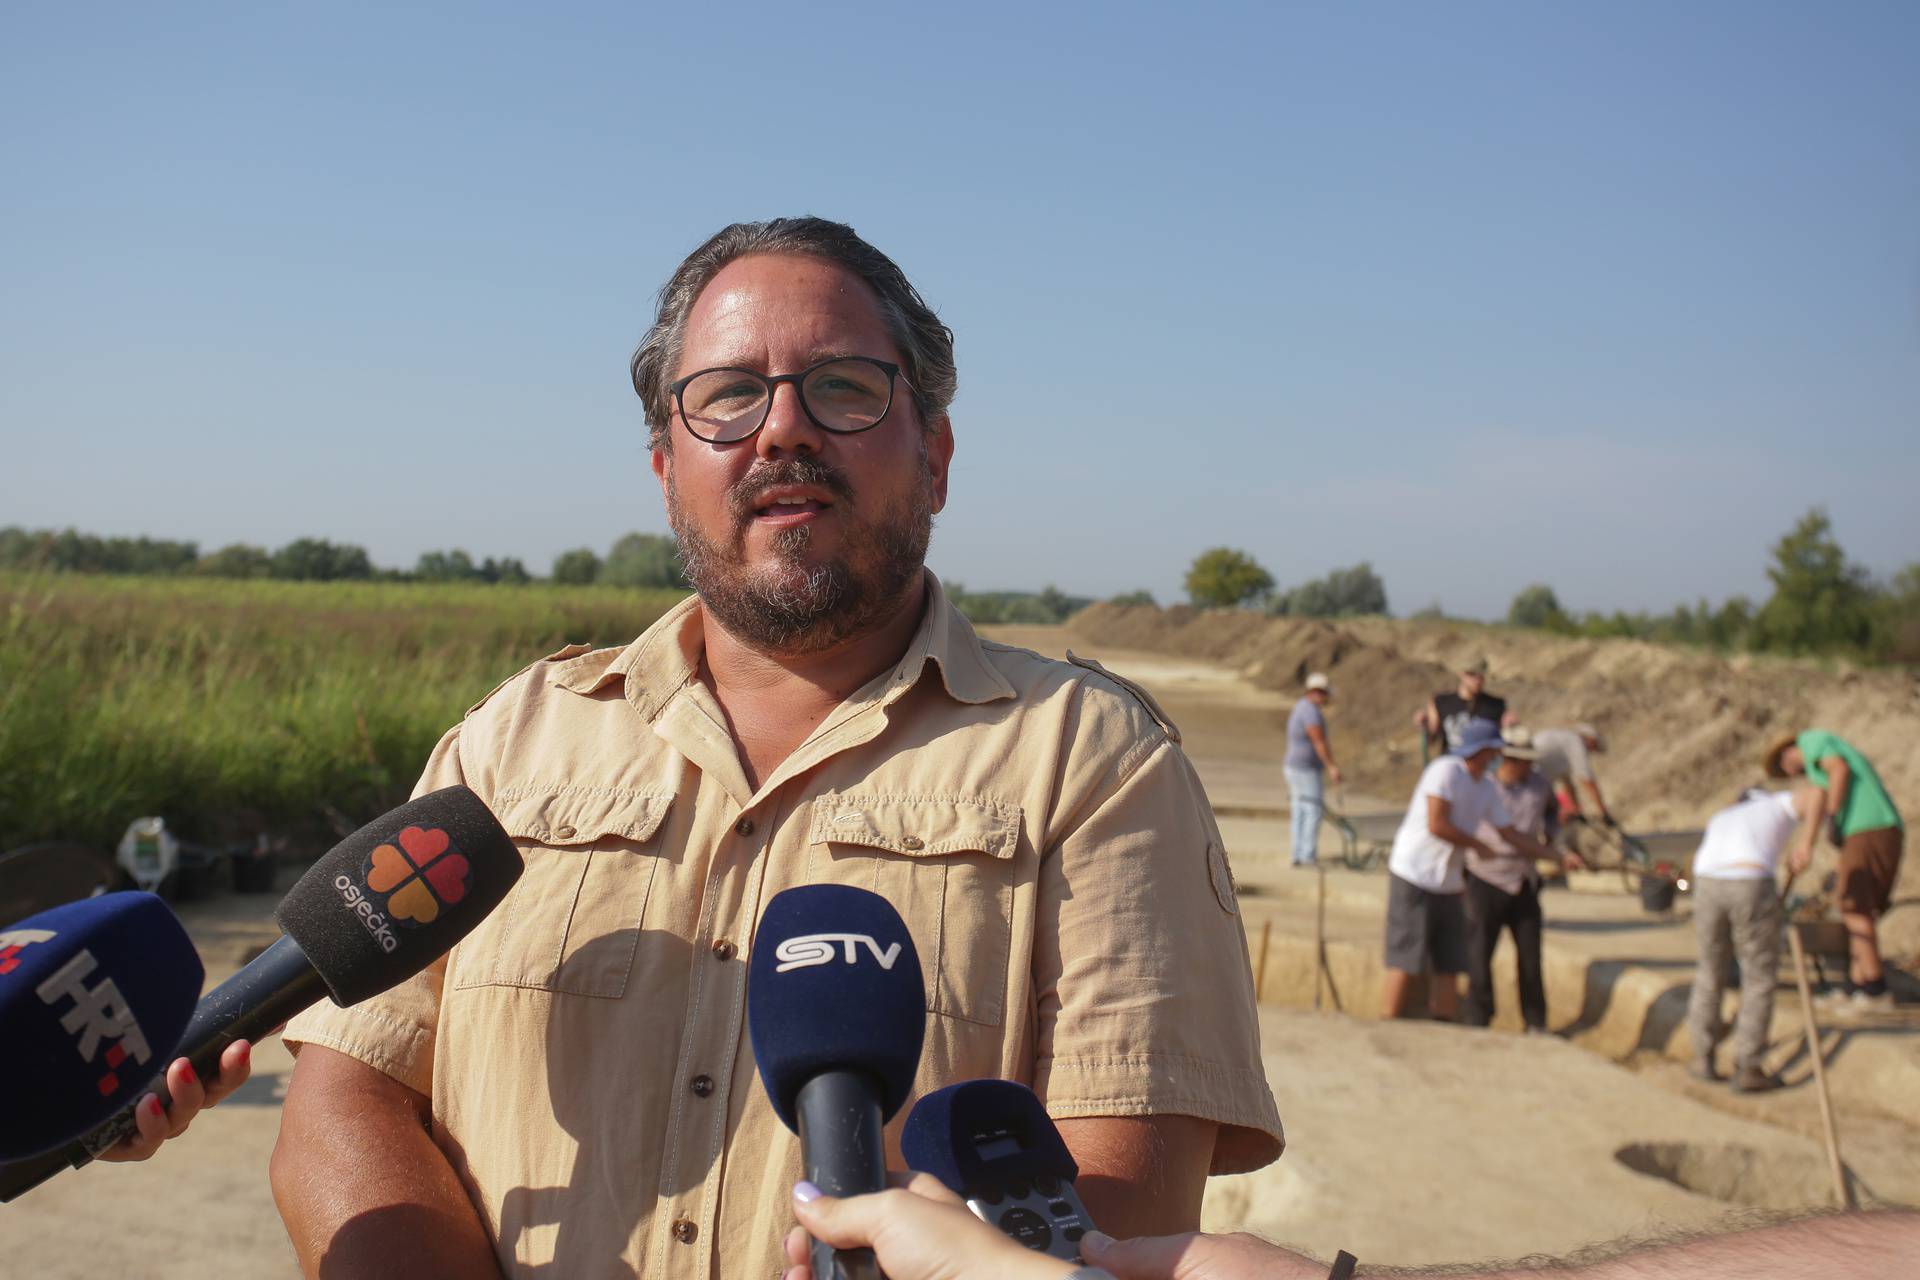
[{"left": 1614, "top": 1141, "right": 1836, "bottom": 1210}]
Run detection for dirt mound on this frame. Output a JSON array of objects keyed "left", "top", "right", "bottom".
[{"left": 1069, "top": 604, "right": 1920, "bottom": 964}]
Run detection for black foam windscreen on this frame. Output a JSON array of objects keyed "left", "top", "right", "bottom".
[
  {"left": 274, "top": 786, "right": 521, "bottom": 1007},
  {"left": 0, "top": 893, "right": 203, "bottom": 1158},
  {"left": 900, "top": 1079, "right": 1078, "bottom": 1196},
  {"left": 747, "top": 884, "right": 926, "bottom": 1131}
]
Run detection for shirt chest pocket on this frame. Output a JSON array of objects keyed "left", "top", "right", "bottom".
[
  {"left": 451, "top": 789, "right": 673, "bottom": 999},
  {"left": 808, "top": 794, "right": 1019, "bottom": 1027}
]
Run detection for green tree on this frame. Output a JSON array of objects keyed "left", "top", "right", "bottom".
[
  {"left": 552, "top": 548, "right": 602, "bottom": 585},
  {"left": 1274, "top": 562, "right": 1389, "bottom": 617},
  {"left": 271, "top": 538, "right": 373, "bottom": 581},
  {"left": 602, "top": 532, "right": 687, "bottom": 589},
  {"left": 1507, "top": 584, "right": 1565, "bottom": 630},
  {"left": 1109, "top": 589, "right": 1157, "bottom": 607},
  {"left": 485, "top": 556, "right": 531, "bottom": 585},
  {"left": 415, "top": 549, "right": 480, "bottom": 581},
  {"left": 1750, "top": 509, "right": 1874, "bottom": 654},
  {"left": 1871, "top": 564, "right": 1920, "bottom": 665},
  {"left": 195, "top": 543, "right": 274, "bottom": 578},
  {"left": 1185, "top": 547, "right": 1274, "bottom": 609}
]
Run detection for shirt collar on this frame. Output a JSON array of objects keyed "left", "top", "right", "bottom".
[{"left": 552, "top": 570, "right": 1014, "bottom": 719}]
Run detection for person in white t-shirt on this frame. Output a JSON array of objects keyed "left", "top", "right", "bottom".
[
  {"left": 1383, "top": 721, "right": 1558, "bottom": 1020},
  {"left": 1686, "top": 784, "right": 1817, "bottom": 1091}
]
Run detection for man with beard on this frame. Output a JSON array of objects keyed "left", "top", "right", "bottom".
[{"left": 173, "top": 219, "right": 1279, "bottom": 1278}]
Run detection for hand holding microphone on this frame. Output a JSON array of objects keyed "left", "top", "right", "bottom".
[
  {"left": 1, "top": 785, "right": 522, "bottom": 1200},
  {"left": 0, "top": 892, "right": 203, "bottom": 1161}
]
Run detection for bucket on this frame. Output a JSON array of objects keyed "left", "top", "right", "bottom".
[{"left": 1640, "top": 874, "right": 1677, "bottom": 913}]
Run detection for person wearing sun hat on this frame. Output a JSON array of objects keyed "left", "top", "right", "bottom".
[
  {"left": 1284, "top": 672, "right": 1340, "bottom": 867},
  {"left": 1383, "top": 719, "right": 1557, "bottom": 1020},
  {"left": 1765, "top": 729, "right": 1903, "bottom": 1014},
  {"left": 1460, "top": 725, "right": 1584, "bottom": 1031}
]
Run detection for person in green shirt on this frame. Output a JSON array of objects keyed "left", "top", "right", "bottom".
[{"left": 1766, "top": 729, "right": 1905, "bottom": 1013}]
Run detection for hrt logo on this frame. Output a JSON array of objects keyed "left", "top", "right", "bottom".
[
  {"left": 774, "top": 933, "right": 903, "bottom": 974},
  {"left": 0, "top": 927, "right": 56, "bottom": 976},
  {"left": 35, "top": 950, "right": 152, "bottom": 1097},
  {"left": 334, "top": 824, "right": 471, "bottom": 952}
]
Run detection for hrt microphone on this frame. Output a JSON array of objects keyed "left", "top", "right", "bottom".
[
  {"left": 0, "top": 786, "right": 521, "bottom": 1202},
  {"left": 902, "top": 1079, "right": 1096, "bottom": 1263},
  {"left": 748, "top": 885, "right": 926, "bottom": 1280},
  {"left": 0, "top": 893, "right": 203, "bottom": 1160}
]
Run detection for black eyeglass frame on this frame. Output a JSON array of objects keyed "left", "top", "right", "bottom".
[{"left": 667, "top": 355, "right": 913, "bottom": 444}]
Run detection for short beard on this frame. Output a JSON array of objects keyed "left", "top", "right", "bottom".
[{"left": 668, "top": 451, "right": 935, "bottom": 657}]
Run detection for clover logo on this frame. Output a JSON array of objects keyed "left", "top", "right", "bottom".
[{"left": 365, "top": 826, "right": 470, "bottom": 925}]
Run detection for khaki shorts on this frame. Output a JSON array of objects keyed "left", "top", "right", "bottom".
[{"left": 1838, "top": 826, "right": 1903, "bottom": 917}]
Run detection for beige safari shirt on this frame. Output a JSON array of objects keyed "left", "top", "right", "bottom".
[{"left": 284, "top": 574, "right": 1281, "bottom": 1278}]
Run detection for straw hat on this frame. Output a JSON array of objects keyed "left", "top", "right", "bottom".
[
  {"left": 1501, "top": 724, "right": 1539, "bottom": 761},
  {"left": 1461, "top": 656, "right": 1490, "bottom": 677},
  {"left": 1762, "top": 733, "right": 1800, "bottom": 780}
]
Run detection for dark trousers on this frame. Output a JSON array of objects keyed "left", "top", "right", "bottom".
[{"left": 1462, "top": 873, "right": 1546, "bottom": 1030}]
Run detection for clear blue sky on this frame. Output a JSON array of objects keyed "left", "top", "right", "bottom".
[{"left": 4, "top": 2, "right": 1915, "bottom": 617}]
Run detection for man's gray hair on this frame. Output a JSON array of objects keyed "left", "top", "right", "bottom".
[{"left": 630, "top": 216, "right": 957, "bottom": 449}]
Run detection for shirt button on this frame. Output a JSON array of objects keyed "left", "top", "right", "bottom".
[
  {"left": 671, "top": 1219, "right": 698, "bottom": 1244},
  {"left": 690, "top": 1074, "right": 715, "bottom": 1098},
  {"left": 710, "top": 939, "right": 736, "bottom": 962},
  {"left": 554, "top": 824, "right": 576, "bottom": 840},
  {"left": 901, "top": 835, "right": 925, "bottom": 851},
  {"left": 735, "top": 817, "right": 755, "bottom": 837}
]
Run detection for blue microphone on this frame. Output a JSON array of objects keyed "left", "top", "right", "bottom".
[
  {"left": 748, "top": 884, "right": 925, "bottom": 1280},
  {"left": 903, "top": 1079, "right": 1097, "bottom": 1263},
  {"left": 0, "top": 893, "right": 203, "bottom": 1160}
]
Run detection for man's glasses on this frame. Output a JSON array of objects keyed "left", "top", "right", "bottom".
[{"left": 669, "top": 355, "right": 909, "bottom": 444}]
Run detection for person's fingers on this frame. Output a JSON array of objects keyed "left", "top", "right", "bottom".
[
  {"left": 783, "top": 1226, "right": 810, "bottom": 1267},
  {"left": 162, "top": 1057, "right": 207, "bottom": 1138},
  {"left": 121, "top": 1092, "right": 171, "bottom": 1160},
  {"left": 1080, "top": 1230, "right": 1204, "bottom": 1280},
  {"left": 202, "top": 1040, "right": 253, "bottom": 1106},
  {"left": 899, "top": 1170, "right": 965, "bottom": 1208},
  {"left": 790, "top": 1184, "right": 869, "bottom": 1250}
]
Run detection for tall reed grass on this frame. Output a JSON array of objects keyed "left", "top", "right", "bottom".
[{"left": 0, "top": 574, "right": 685, "bottom": 852}]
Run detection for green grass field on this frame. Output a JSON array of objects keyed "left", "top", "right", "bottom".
[{"left": 0, "top": 574, "right": 686, "bottom": 853}]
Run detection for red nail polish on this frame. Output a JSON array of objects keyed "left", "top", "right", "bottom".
[
  {"left": 180, "top": 1062, "right": 197, "bottom": 1085},
  {"left": 145, "top": 1095, "right": 164, "bottom": 1117}
]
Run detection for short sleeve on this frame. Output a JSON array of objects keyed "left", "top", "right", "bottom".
[
  {"left": 1029, "top": 733, "right": 1283, "bottom": 1175},
  {"left": 1795, "top": 732, "right": 1835, "bottom": 787},
  {"left": 1565, "top": 736, "right": 1595, "bottom": 780},
  {"left": 281, "top": 725, "right": 465, "bottom": 1097}
]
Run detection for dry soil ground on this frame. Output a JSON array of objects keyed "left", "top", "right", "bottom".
[{"left": 1, "top": 623, "right": 1912, "bottom": 1276}]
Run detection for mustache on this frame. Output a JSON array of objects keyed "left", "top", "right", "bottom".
[{"left": 727, "top": 457, "right": 857, "bottom": 524}]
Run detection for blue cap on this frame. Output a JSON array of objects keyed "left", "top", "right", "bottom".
[{"left": 1451, "top": 719, "right": 1506, "bottom": 759}]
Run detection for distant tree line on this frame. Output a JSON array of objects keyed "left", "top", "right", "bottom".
[
  {"left": 1183, "top": 548, "right": 1390, "bottom": 618},
  {"left": 0, "top": 525, "right": 685, "bottom": 589},
  {"left": 1504, "top": 509, "right": 1920, "bottom": 666},
  {"left": 945, "top": 583, "right": 1090, "bottom": 625}
]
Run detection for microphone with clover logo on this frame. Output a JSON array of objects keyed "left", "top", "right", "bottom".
[{"left": 0, "top": 786, "right": 521, "bottom": 1201}]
